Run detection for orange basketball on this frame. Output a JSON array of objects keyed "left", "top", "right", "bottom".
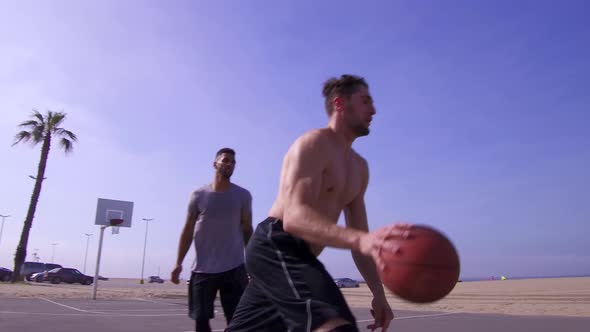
[{"left": 378, "top": 224, "right": 460, "bottom": 303}]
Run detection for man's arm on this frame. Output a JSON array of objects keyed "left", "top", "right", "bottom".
[
  {"left": 281, "top": 132, "right": 366, "bottom": 250},
  {"left": 343, "top": 158, "right": 385, "bottom": 299},
  {"left": 175, "top": 210, "right": 198, "bottom": 266},
  {"left": 344, "top": 158, "right": 394, "bottom": 331},
  {"left": 171, "top": 194, "right": 199, "bottom": 284},
  {"left": 241, "top": 191, "right": 253, "bottom": 246}
]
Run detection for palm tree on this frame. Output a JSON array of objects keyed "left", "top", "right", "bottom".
[{"left": 10, "top": 110, "right": 77, "bottom": 282}]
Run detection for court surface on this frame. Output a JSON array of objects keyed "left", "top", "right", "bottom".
[{"left": 1, "top": 297, "right": 588, "bottom": 331}]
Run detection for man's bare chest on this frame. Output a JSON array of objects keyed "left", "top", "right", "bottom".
[{"left": 320, "top": 161, "right": 363, "bottom": 206}]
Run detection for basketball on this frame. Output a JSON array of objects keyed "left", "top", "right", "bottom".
[{"left": 378, "top": 224, "right": 460, "bottom": 303}]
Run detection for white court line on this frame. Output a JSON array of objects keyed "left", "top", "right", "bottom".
[
  {"left": 39, "top": 298, "right": 105, "bottom": 314},
  {"left": 36, "top": 298, "right": 186, "bottom": 317},
  {"left": 1, "top": 298, "right": 198, "bottom": 318},
  {"left": 8, "top": 299, "right": 459, "bottom": 322},
  {"left": 196, "top": 312, "right": 461, "bottom": 332},
  {"left": 96, "top": 308, "right": 185, "bottom": 312},
  {"left": 132, "top": 298, "right": 186, "bottom": 306},
  {"left": 357, "top": 312, "right": 459, "bottom": 322},
  {"left": 0, "top": 311, "right": 106, "bottom": 316},
  {"left": 0, "top": 310, "right": 187, "bottom": 317},
  {"left": 132, "top": 298, "right": 217, "bottom": 313}
]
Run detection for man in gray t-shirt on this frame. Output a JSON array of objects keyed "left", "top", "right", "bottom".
[{"left": 171, "top": 147, "right": 253, "bottom": 332}]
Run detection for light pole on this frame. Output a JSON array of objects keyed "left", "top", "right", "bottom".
[
  {"left": 33, "top": 249, "right": 40, "bottom": 262},
  {"left": 140, "top": 218, "right": 154, "bottom": 284},
  {"left": 83, "top": 233, "right": 93, "bottom": 274},
  {"left": 0, "top": 214, "right": 10, "bottom": 249},
  {"left": 51, "top": 243, "right": 58, "bottom": 263}
]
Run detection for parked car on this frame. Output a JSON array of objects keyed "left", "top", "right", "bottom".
[
  {"left": 31, "top": 271, "right": 45, "bottom": 282},
  {"left": 334, "top": 278, "right": 360, "bottom": 288},
  {"left": 37, "top": 268, "right": 93, "bottom": 285},
  {"left": 148, "top": 276, "right": 164, "bottom": 283},
  {"left": 0, "top": 267, "right": 13, "bottom": 282},
  {"left": 21, "top": 262, "right": 63, "bottom": 281}
]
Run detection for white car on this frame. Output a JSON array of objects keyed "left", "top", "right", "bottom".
[
  {"left": 334, "top": 278, "right": 360, "bottom": 288},
  {"left": 31, "top": 271, "right": 45, "bottom": 282}
]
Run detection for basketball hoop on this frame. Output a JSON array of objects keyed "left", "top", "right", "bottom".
[
  {"left": 93, "top": 198, "right": 134, "bottom": 301},
  {"left": 110, "top": 219, "right": 123, "bottom": 234},
  {"left": 110, "top": 219, "right": 124, "bottom": 227}
]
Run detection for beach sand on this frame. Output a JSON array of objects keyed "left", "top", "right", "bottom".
[
  {"left": 344, "top": 277, "right": 590, "bottom": 317},
  {"left": 1, "top": 277, "right": 589, "bottom": 317}
]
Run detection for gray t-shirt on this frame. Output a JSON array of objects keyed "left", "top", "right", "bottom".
[{"left": 188, "top": 183, "right": 252, "bottom": 273}]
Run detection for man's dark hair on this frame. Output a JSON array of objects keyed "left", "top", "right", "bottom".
[
  {"left": 322, "top": 74, "right": 369, "bottom": 116},
  {"left": 216, "top": 147, "right": 235, "bottom": 158}
]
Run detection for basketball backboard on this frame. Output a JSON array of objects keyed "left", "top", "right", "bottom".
[{"left": 94, "top": 198, "right": 134, "bottom": 228}]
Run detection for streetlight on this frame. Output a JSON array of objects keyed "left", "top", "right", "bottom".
[
  {"left": 140, "top": 218, "right": 154, "bottom": 284},
  {"left": 51, "top": 243, "right": 58, "bottom": 263},
  {"left": 83, "top": 233, "right": 93, "bottom": 274},
  {"left": 0, "top": 214, "right": 10, "bottom": 249}
]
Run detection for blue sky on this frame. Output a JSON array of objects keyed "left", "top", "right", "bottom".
[{"left": 1, "top": 0, "right": 588, "bottom": 281}]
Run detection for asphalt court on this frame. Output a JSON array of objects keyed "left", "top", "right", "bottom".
[{"left": 1, "top": 297, "right": 589, "bottom": 332}]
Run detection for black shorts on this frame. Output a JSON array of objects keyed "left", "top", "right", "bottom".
[
  {"left": 189, "top": 264, "right": 248, "bottom": 323},
  {"left": 226, "top": 218, "right": 358, "bottom": 332}
]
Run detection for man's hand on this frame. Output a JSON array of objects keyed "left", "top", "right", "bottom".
[
  {"left": 367, "top": 296, "right": 394, "bottom": 331},
  {"left": 170, "top": 264, "right": 182, "bottom": 284},
  {"left": 358, "top": 223, "right": 413, "bottom": 270}
]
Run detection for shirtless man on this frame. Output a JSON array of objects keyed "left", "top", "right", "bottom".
[{"left": 226, "top": 74, "right": 411, "bottom": 332}]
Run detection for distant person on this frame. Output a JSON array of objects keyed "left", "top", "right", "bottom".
[
  {"left": 171, "top": 148, "right": 253, "bottom": 332},
  {"left": 225, "top": 74, "right": 412, "bottom": 332}
]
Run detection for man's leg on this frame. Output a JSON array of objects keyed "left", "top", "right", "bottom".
[
  {"left": 314, "top": 318, "right": 355, "bottom": 332},
  {"left": 195, "top": 319, "right": 211, "bottom": 332},
  {"left": 219, "top": 264, "right": 249, "bottom": 324},
  {"left": 189, "top": 272, "right": 218, "bottom": 332},
  {"left": 225, "top": 280, "right": 286, "bottom": 332},
  {"left": 246, "top": 219, "right": 359, "bottom": 332}
]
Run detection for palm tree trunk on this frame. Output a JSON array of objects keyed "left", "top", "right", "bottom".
[{"left": 12, "top": 133, "right": 51, "bottom": 282}]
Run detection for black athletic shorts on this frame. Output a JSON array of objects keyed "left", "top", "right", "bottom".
[
  {"left": 189, "top": 264, "right": 248, "bottom": 323},
  {"left": 226, "top": 217, "right": 358, "bottom": 332}
]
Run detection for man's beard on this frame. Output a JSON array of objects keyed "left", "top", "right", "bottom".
[
  {"left": 345, "top": 107, "right": 370, "bottom": 137},
  {"left": 220, "top": 170, "right": 233, "bottom": 179},
  {"left": 216, "top": 165, "right": 233, "bottom": 179},
  {"left": 351, "top": 122, "right": 370, "bottom": 137}
]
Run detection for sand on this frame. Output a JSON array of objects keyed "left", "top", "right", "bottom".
[
  {"left": 1, "top": 277, "right": 589, "bottom": 317},
  {"left": 343, "top": 277, "right": 590, "bottom": 317}
]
